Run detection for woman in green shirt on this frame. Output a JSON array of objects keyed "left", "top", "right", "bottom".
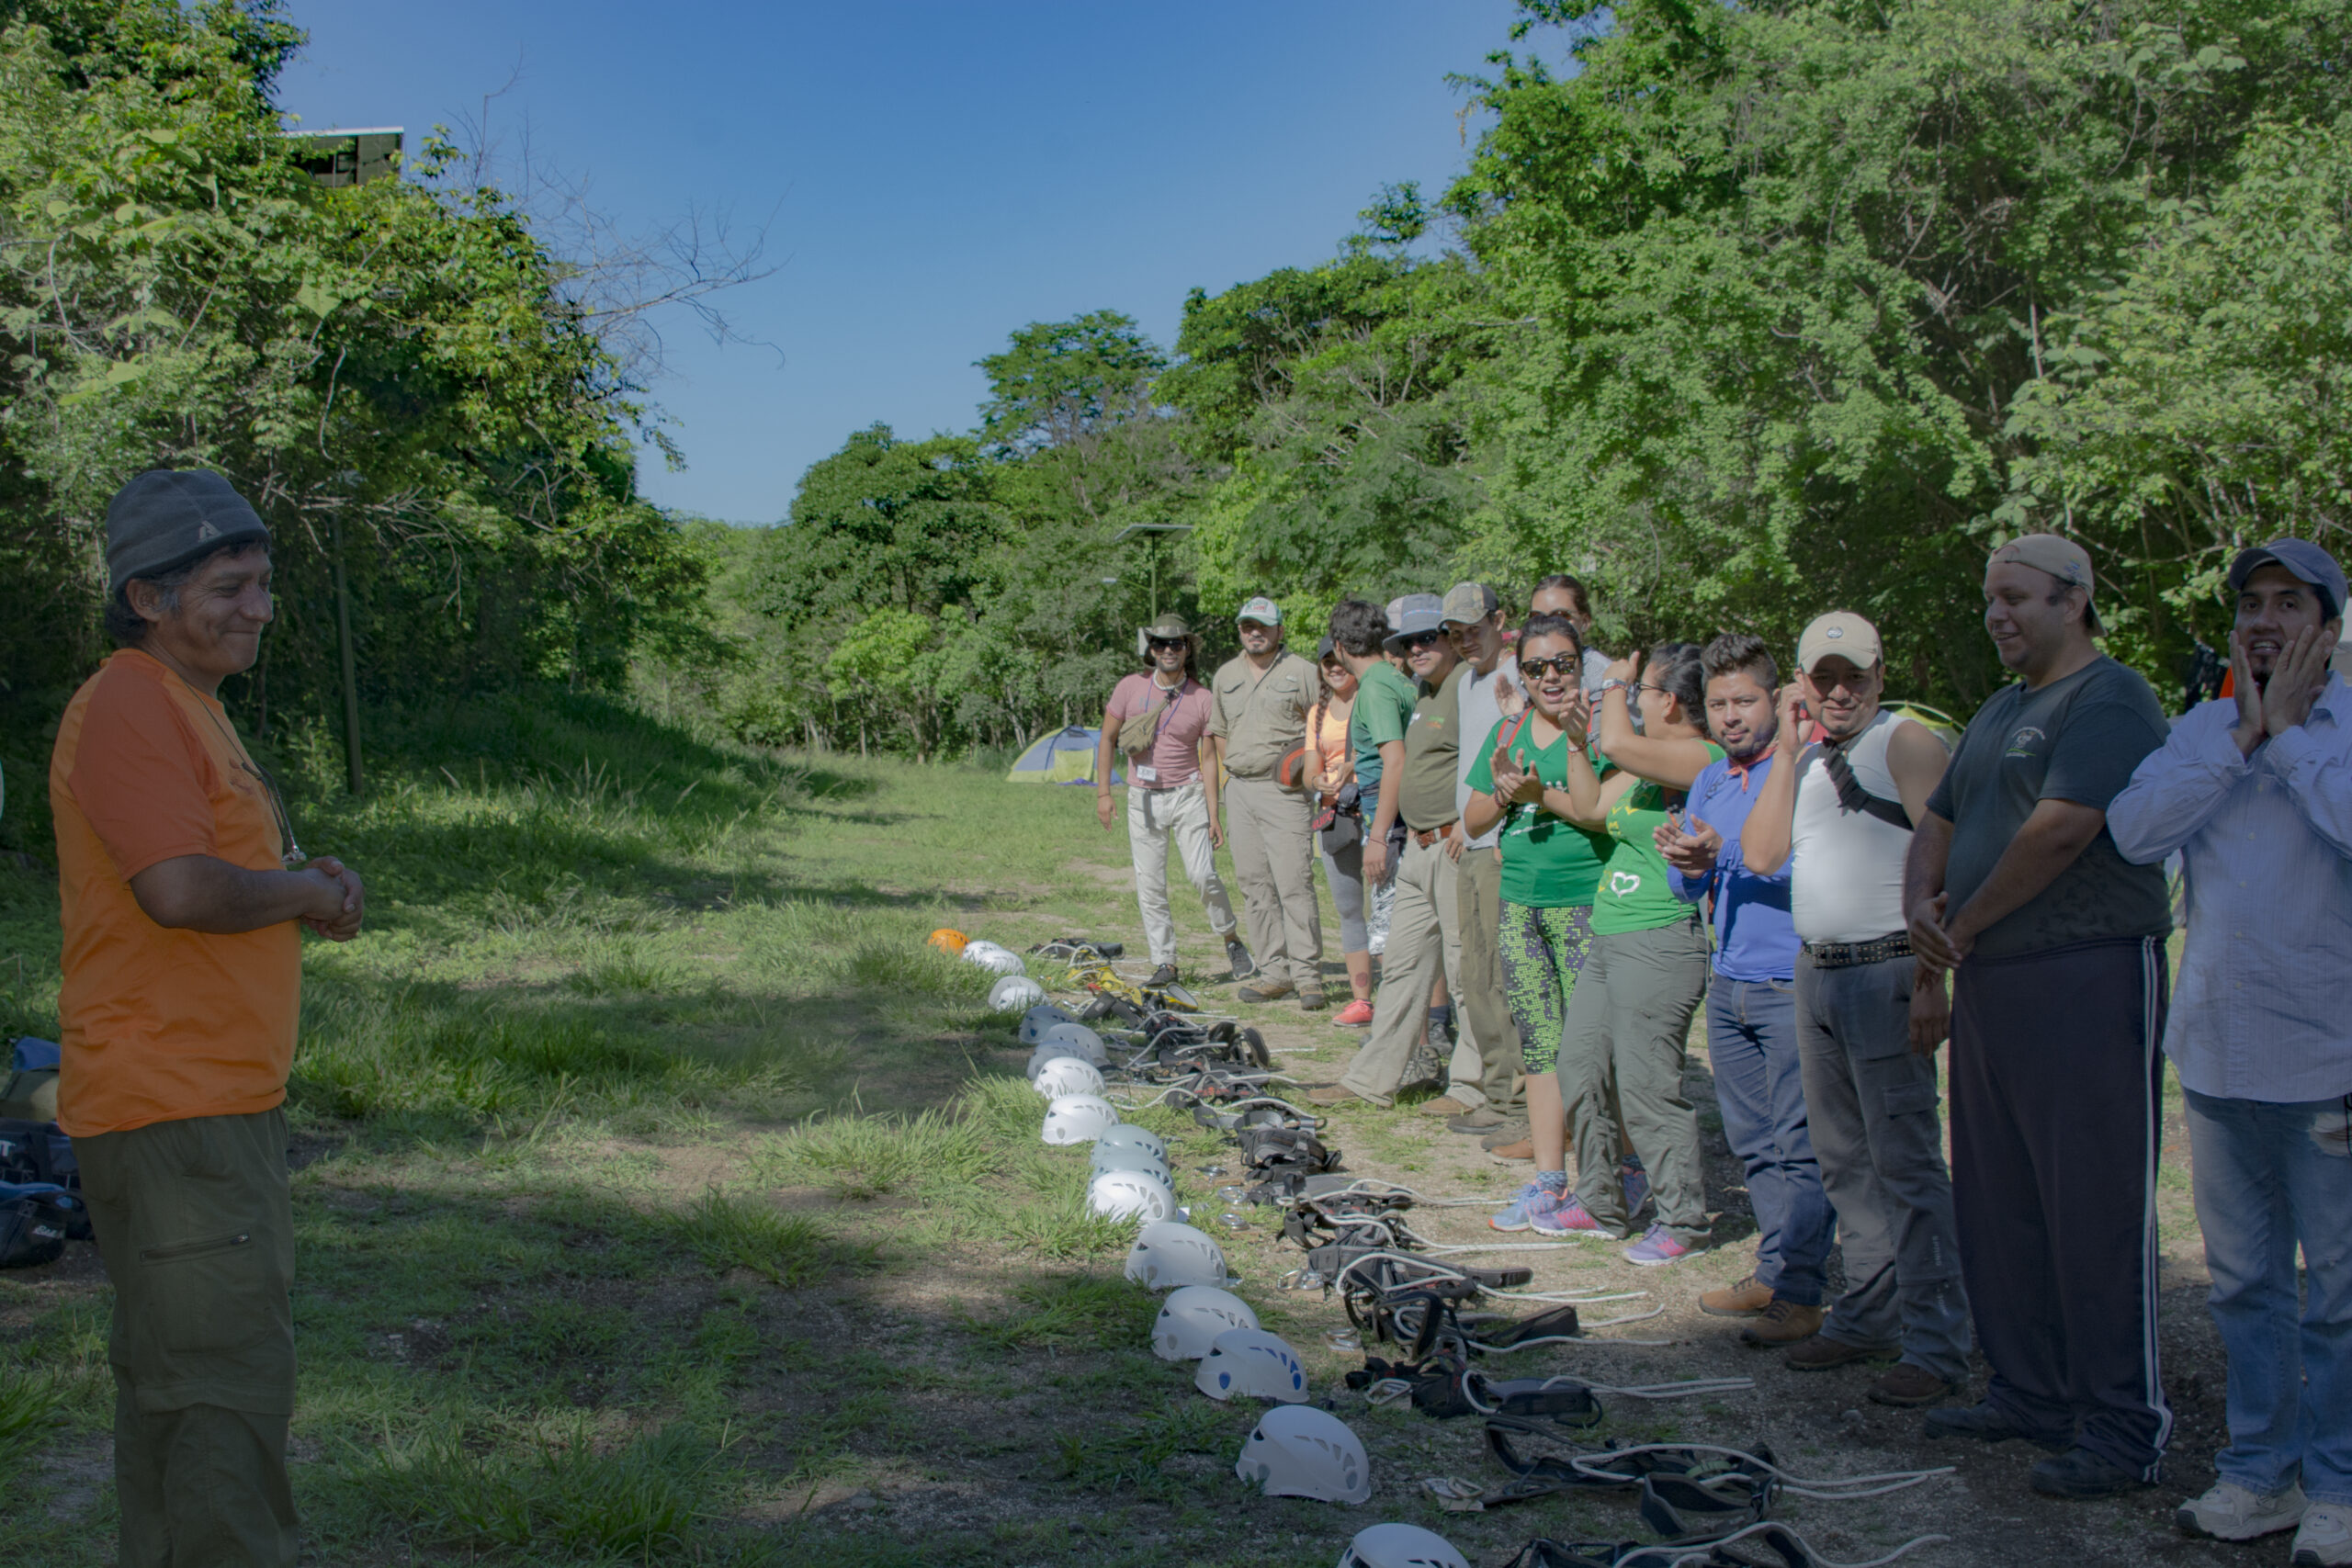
[
  {"left": 1464, "top": 615, "right": 1616, "bottom": 1232},
  {"left": 1542, "top": 641, "right": 1722, "bottom": 1265}
]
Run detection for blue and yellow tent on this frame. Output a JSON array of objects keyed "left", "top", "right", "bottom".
[{"left": 1008, "top": 727, "right": 1122, "bottom": 786}]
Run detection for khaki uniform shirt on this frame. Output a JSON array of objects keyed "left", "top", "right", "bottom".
[
  {"left": 1399, "top": 663, "right": 1466, "bottom": 831},
  {"left": 1208, "top": 650, "right": 1317, "bottom": 781}
]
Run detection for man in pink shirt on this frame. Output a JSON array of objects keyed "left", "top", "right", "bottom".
[{"left": 1097, "top": 616, "right": 1254, "bottom": 986}]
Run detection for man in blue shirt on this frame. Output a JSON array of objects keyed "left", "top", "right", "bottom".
[
  {"left": 1658, "top": 634, "right": 1832, "bottom": 1347},
  {"left": 2110, "top": 539, "right": 2352, "bottom": 1565}
]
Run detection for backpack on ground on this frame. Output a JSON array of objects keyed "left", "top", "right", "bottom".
[{"left": 0, "top": 1181, "right": 81, "bottom": 1269}]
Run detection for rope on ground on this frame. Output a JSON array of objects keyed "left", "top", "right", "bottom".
[{"left": 1610, "top": 1523, "right": 1952, "bottom": 1568}]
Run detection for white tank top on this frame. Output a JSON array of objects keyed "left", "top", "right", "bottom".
[{"left": 1790, "top": 709, "right": 1913, "bottom": 943}]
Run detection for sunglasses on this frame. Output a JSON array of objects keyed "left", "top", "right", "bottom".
[
  {"left": 1396, "top": 631, "right": 1444, "bottom": 650},
  {"left": 1148, "top": 637, "right": 1188, "bottom": 651},
  {"left": 1519, "top": 655, "right": 1577, "bottom": 679}
]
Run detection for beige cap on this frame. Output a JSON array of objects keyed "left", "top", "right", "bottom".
[
  {"left": 1989, "top": 534, "right": 2102, "bottom": 630},
  {"left": 1796, "top": 612, "right": 1882, "bottom": 673},
  {"left": 1441, "top": 581, "right": 1499, "bottom": 626}
]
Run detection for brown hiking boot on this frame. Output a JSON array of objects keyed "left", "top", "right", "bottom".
[
  {"left": 1783, "top": 1334, "right": 1901, "bottom": 1372},
  {"left": 1237, "top": 977, "right": 1295, "bottom": 1004},
  {"left": 1699, "top": 1275, "right": 1774, "bottom": 1318},
  {"left": 1737, "top": 1299, "right": 1826, "bottom": 1348},
  {"left": 1297, "top": 986, "right": 1327, "bottom": 1011},
  {"left": 1417, "top": 1095, "right": 1476, "bottom": 1118},
  {"left": 1869, "top": 1363, "right": 1962, "bottom": 1408},
  {"left": 1487, "top": 1137, "right": 1534, "bottom": 1163}
]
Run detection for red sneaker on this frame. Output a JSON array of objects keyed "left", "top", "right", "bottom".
[{"left": 1332, "top": 998, "right": 1374, "bottom": 1027}]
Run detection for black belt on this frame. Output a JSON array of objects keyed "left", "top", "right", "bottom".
[{"left": 1803, "top": 934, "right": 1912, "bottom": 969}]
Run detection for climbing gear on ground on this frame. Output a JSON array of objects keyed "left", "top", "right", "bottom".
[
  {"left": 1041, "top": 1094, "right": 1120, "bottom": 1145},
  {"left": 1236, "top": 1405, "right": 1372, "bottom": 1504},
  {"left": 1125, "top": 1219, "right": 1227, "bottom": 1289},
  {"left": 1030, "top": 937, "right": 1124, "bottom": 964},
  {"left": 1195, "top": 1327, "right": 1309, "bottom": 1403},
  {"left": 1152, "top": 1285, "right": 1259, "bottom": 1360}
]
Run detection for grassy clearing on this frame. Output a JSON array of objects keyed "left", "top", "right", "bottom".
[{"left": 0, "top": 687, "right": 2224, "bottom": 1567}]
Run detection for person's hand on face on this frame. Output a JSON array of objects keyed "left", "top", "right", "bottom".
[
  {"left": 1773, "top": 682, "right": 1810, "bottom": 755},
  {"left": 2261, "top": 624, "right": 2331, "bottom": 736},
  {"left": 1654, "top": 811, "right": 1719, "bottom": 874}
]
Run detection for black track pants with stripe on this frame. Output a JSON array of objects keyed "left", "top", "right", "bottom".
[{"left": 1950, "top": 935, "right": 2172, "bottom": 1479}]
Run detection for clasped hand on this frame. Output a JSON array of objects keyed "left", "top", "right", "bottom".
[
  {"left": 1653, "top": 811, "right": 1719, "bottom": 874},
  {"left": 299, "top": 855, "right": 366, "bottom": 942}
]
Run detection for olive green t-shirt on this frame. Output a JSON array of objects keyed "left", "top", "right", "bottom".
[
  {"left": 1398, "top": 663, "right": 1466, "bottom": 831},
  {"left": 1590, "top": 742, "right": 1725, "bottom": 935},
  {"left": 1466, "top": 715, "right": 1611, "bottom": 908}
]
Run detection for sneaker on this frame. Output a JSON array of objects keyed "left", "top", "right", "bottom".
[
  {"left": 1417, "top": 1095, "right": 1477, "bottom": 1119},
  {"left": 1621, "top": 1223, "right": 1693, "bottom": 1267},
  {"left": 2295, "top": 1503, "right": 2352, "bottom": 1566},
  {"left": 1145, "top": 964, "right": 1181, "bottom": 987},
  {"left": 1447, "top": 1109, "right": 1508, "bottom": 1134},
  {"left": 1297, "top": 986, "right": 1327, "bottom": 1011},
  {"left": 1737, "top": 1299, "right": 1825, "bottom": 1347},
  {"left": 2030, "top": 1446, "right": 2154, "bottom": 1500},
  {"left": 1923, "top": 1401, "right": 2071, "bottom": 1452},
  {"left": 1700, "top": 1275, "right": 1773, "bottom": 1318},
  {"left": 1487, "top": 1137, "right": 1535, "bottom": 1163},
  {"left": 1226, "top": 939, "right": 1257, "bottom": 980},
  {"left": 1237, "top": 977, "right": 1295, "bottom": 1004},
  {"left": 1490, "top": 1181, "right": 1566, "bottom": 1233},
  {"left": 1332, "top": 998, "right": 1374, "bottom": 1027},
  {"left": 1399, "top": 1042, "right": 1447, "bottom": 1090},
  {"left": 2177, "top": 1480, "right": 2307, "bottom": 1542},
  {"left": 1529, "top": 1194, "right": 1611, "bottom": 1236},
  {"left": 1784, "top": 1335, "right": 1900, "bottom": 1372},
  {"left": 1868, "top": 1363, "right": 1961, "bottom": 1407},
  {"left": 1479, "top": 1119, "right": 1531, "bottom": 1150},
  {"left": 1620, "top": 1159, "right": 1649, "bottom": 1216}
]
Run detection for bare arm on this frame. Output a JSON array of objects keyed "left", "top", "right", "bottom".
[
  {"left": 1885, "top": 720, "right": 1950, "bottom": 829},
  {"left": 131, "top": 853, "right": 363, "bottom": 941},
  {"left": 1592, "top": 687, "right": 1713, "bottom": 789},
  {"left": 1903, "top": 811, "right": 1958, "bottom": 970},
  {"left": 1363, "top": 739, "right": 1406, "bottom": 884},
  {"left": 1942, "top": 798, "right": 2106, "bottom": 956},
  {"left": 1741, "top": 683, "right": 1809, "bottom": 874},
  {"left": 1094, "top": 709, "right": 1123, "bottom": 830}
]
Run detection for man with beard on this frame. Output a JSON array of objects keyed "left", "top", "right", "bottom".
[
  {"left": 1739, "top": 613, "right": 1968, "bottom": 1409},
  {"left": 1657, "top": 633, "right": 1829, "bottom": 1348},
  {"left": 2110, "top": 541, "right": 2352, "bottom": 1564}
]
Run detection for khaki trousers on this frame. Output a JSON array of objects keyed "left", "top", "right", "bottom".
[
  {"left": 1126, "top": 780, "right": 1238, "bottom": 966},
  {"left": 1451, "top": 848, "right": 1522, "bottom": 1112},
  {"left": 77, "top": 1108, "right": 300, "bottom": 1568},
  {"left": 1223, "top": 774, "right": 1323, "bottom": 991},
  {"left": 1340, "top": 831, "right": 1464, "bottom": 1103}
]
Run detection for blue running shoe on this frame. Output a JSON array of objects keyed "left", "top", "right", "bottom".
[
  {"left": 1490, "top": 1181, "right": 1566, "bottom": 1233},
  {"left": 1621, "top": 1158, "right": 1650, "bottom": 1217},
  {"left": 1622, "top": 1222, "right": 1694, "bottom": 1267},
  {"left": 1529, "top": 1193, "right": 1612, "bottom": 1237}
]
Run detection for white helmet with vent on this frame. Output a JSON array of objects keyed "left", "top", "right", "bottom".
[
  {"left": 962, "top": 942, "right": 1025, "bottom": 976},
  {"left": 1338, "top": 1524, "right": 1470, "bottom": 1568},
  {"left": 989, "top": 975, "right": 1046, "bottom": 1011},
  {"left": 1235, "top": 1405, "right": 1370, "bottom": 1503},
  {"left": 1040, "top": 1094, "right": 1119, "bottom": 1146},
  {"left": 1093, "top": 1124, "right": 1166, "bottom": 1163},
  {"left": 1091, "top": 1142, "right": 1171, "bottom": 1184},
  {"left": 1125, "top": 1220, "right": 1227, "bottom": 1290},
  {"left": 1085, "top": 1168, "right": 1175, "bottom": 1224},
  {"left": 1151, "top": 1285, "right": 1260, "bottom": 1360},
  {"left": 1194, "top": 1328, "right": 1308, "bottom": 1404},
  {"left": 1040, "top": 1021, "right": 1105, "bottom": 1061},
  {"left": 1032, "top": 1057, "right": 1106, "bottom": 1100},
  {"left": 1019, "top": 1003, "right": 1077, "bottom": 1043}
]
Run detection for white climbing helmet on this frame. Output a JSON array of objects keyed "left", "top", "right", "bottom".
[
  {"left": 988, "top": 974, "right": 1046, "bottom": 1012},
  {"left": 1151, "top": 1285, "right": 1261, "bottom": 1360},
  {"left": 1125, "top": 1220, "right": 1227, "bottom": 1290},
  {"left": 1090, "top": 1141, "right": 1171, "bottom": 1181},
  {"left": 1040, "top": 1021, "right": 1105, "bottom": 1061},
  {"left": 1085, "top": 1168, "right": 1175, "bottom": 1224},
  {"left": 962, "top": 942, "right": 1025, "bottom": 976},
  {"left": 1093, "top": 1124, "right": 1166, "bottom": 1163},
  {"left": 1235, "top": 1404, "right": 1371, "bottom": 1504},
  {"left": 1032, "top": 1057, "right": 1106, "bottom": 1100},
  {"left": 1029, "top": 1040, "right": 1105, "bottom": 1079},
  {"left": 1041, "top": 1094, "right": 1120, "bottom": 1146},
  {"left": 1195, "top": 1327, "right": 1308, "bottom": 1404},
  {"left": 1019, "top": 1003, "right": 1077, "bottom": 1043},
  {"left": 1338, "top": 1524, "right": 1471, "bottom": 1568}
]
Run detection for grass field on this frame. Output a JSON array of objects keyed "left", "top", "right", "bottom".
[{"left": 0, "top": 690, "right": 2245, "bottom": 1566}]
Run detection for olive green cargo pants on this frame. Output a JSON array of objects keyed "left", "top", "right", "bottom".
[{"left": 76, "top": 1107, "right": 299, "bottom": 1568}]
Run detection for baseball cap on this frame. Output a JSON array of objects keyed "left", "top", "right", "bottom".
[
  {"left": 2226, "top": 538, "right": 2346, "bottom": 623},
  {"left": 106, "top": 468, "right": 271, "bottom": 595},
  {"left": 1796, "top": 612, "right": 1883, "bottom": 673},
  {"left": 1236, "top": 596, "right": 1282, "bottom": 626},
  {"left": 1383, "top": 593, "right": 1445, "bottom": 651},
  {"left": 1440, "top": 581, "right": 1498, "bottom": 626},
  {"left": 1988, "top": 534, "right": 2102, "bottom": 632}
]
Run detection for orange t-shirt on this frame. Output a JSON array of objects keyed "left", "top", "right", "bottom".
[{"left": 48, "top": 649, "right": 301, "bottom": 1136}]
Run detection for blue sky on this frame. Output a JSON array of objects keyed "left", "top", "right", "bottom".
[{"left": 277, "top": 1, "right": 1530, "bottom": 524}]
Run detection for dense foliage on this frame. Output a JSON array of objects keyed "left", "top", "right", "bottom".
[{"left": 0, "top": 0, "right": 703, "bottom": 849}]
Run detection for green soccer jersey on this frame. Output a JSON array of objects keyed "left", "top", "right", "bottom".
[
  {"left": 1466, "top": 715, "right": 1611, "bottom": 908},
  {"left": 1589, "top": 742, "right": 1725, "bottom": 935}
]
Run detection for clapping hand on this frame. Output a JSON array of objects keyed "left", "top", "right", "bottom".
[
  {"left": 1489, "top": 743, "right": 1544, "bottom": 807},
  {"left": 1654, "top": 810, "right": 1720, "bottom": 874}
]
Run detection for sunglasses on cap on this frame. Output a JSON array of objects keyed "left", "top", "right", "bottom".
[
  {"left": 1519, "top": 655, "right": 1577, "bottom": 679},
  {"left": 1396, "top": 631, "right": 1444, "bottom": 650}
]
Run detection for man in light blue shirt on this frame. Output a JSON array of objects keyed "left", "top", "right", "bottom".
[{"left": 2109, "top": 538, "right": 2352, "bottom": 1565}]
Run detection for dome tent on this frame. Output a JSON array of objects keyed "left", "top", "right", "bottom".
[{"left": 1006, "top": 727, "right": 1122, "bottom": 786}]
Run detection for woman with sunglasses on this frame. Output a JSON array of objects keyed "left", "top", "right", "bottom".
[
  {"left": 1534, "top": 640, "right": 1722, "bottom": 1265},
  {"left": 1463, "top": 614, "right": 1618, "bottom": 1231}
]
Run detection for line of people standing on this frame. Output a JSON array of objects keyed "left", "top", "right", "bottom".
[{"left": 1096, "top": 540, "right": 2352, "bottom": 1558}]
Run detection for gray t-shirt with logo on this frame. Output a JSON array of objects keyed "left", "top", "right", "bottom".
[{"left": 1925, "top": 656, "right": 2170, "bottom": 960}]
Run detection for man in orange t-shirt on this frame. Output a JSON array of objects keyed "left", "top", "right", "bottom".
[{"left": 51, "top": 468, "right": 365, "bottom": 1568}]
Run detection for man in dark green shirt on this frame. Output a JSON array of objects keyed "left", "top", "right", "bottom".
[{"left": 1312, "top": 595, "right": 1469, "bottom": 1107}]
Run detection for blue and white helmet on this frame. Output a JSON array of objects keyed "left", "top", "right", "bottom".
[
  {"left": 1338, "top": 1525, "right": 1470, "bottom": 1568},
  {"left": 1236, "top": 1405, "right": 1370, "bottom": 1503},
  {"left": 1125, "top": 1220, "right": 1227, "bottom": 1289},
  {"left": 1195, "top": 1328, "right": 1308, "bottom": 1404},
  {"left": 1019, "top": 1003, "right": 1078, "bottom": 1044},
  {"left": 1093, "top": 1124, "right": 1166, "bottom": 1163},
  {"left": 1151, "top": 1285, "right": 1260, "bottom": 1360},
  {"left": 1039, "top": 1021, "right": 1105, "bottom": 1063}
]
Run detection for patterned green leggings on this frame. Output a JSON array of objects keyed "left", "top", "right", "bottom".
[{"left": 1500, "top": 901, "right": 1598, "bottom": 1075}]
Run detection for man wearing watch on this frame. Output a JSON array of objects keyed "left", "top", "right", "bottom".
[{"left": 1097, "top": 615, "right": 1250, "bottom": 987}]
